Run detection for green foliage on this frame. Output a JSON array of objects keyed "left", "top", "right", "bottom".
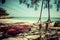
[
  {"left": 0, "top": 8, "right": 9, "bottom": 16},
  {"left": 19, "top": 0, "right": 60, "bottom": 11}
]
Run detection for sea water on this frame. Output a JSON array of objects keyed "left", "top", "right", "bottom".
[{"left": 11, "top": 17, "right": 60, "bottom": 21}]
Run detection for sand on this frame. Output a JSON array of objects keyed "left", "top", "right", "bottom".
[
  {"left": 0, "top": 19, "right": 55, "bottom": 27},
  {"left": 0, "top": 19, "right": 60, "bottom": 40},
  {"left": 0, "top": 19, "right": 36, "bottom": 23}
]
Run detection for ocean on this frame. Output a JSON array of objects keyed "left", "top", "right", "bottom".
[{"left": 11, "top": 17, "right": 60, "bottom": 21}]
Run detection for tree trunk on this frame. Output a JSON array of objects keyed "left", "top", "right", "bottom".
[
  {"left": 45, "top": 0, "right": 51, "bottom": 31},
  {"left": 37, "top": 0, "right": 44, "bottom": 40},
  {"left": 47, "top": 0, "right": 51, "bottom": 22},
  {"left": 37, "top": 0, "right": 44, "bottom": 23}
]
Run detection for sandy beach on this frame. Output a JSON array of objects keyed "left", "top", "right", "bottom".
[
  {"left": 0, "top": 19, "right": 40, "bottom": 40},
  {"left": 0, "top": 19, "right": 55, "bottom": 27},
  {"left": 0, "top": 19, "right": 36, "bottom": 23},
  {"left": 0, "top": 19, "right": 60, "bottom": 40}
]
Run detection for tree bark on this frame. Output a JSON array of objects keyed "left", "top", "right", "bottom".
[
  {"left": 38, "top": 0, "right": 44, "bottom": 23},
  {"left": 47, "top": 0, "right": 51, "bottom": 22}
]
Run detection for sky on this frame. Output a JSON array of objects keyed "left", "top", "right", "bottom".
[{"left": 0, "top": 0, "right": 60, "bottom": 18}]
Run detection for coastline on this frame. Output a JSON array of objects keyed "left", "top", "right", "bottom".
[
  {"left": 0, "top": 19, "right": 55, "bottom": 27},
  {"left": 0, "top": 19, "right": 37, "bottom": 23}
]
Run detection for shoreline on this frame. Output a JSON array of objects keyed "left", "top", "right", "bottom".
[
  {"left": 0, "top": 19, "right": 55, "bottom": 27},
  {"left": 0, "top": 19, "right": 37, "bottom": 23}
]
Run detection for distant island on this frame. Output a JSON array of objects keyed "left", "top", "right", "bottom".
[{"left": 0, "top": 8, "right": 14, "bottom": 19}]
